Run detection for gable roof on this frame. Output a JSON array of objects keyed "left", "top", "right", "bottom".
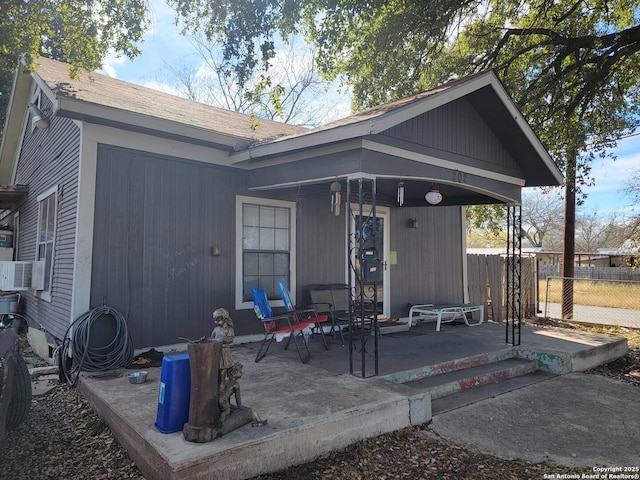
[
  {"left": 230, "top": 71, "right": 563, "bottom": 187},
  {"left": 0, "top": 58, "right": 562, "bottom": 191},
  {"left": 32, "top": 57, "right": 306, "bottom": 149}
]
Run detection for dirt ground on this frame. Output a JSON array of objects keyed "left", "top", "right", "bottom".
[{"left": 2, "top": 321, "right": 638, "bottom": 480}]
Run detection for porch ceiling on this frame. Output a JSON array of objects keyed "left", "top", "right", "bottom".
[
  {"left": 266, "top": 176, "right": 514, "bottom": 208},
  {"left": 0, "top": 185, "right": 28, "bottom": 213},
  {"left": 246, "top": 143, "right": 523, "bottom": 206}
]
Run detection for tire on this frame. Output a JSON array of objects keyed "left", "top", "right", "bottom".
[{"left": 6, "top": 355, "right": 32, "bottom": 429}]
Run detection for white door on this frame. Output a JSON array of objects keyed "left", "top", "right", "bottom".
[{"left": 349, "top": 205, "right": 390, "bottom": 318}]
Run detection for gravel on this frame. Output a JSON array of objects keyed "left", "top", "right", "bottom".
[{"left": 3, "top": 324, "right": 638, "bottom": 480}]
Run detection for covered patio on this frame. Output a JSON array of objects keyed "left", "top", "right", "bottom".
[
  {"left": 233, "top": 70, "right": 563, "bottom": 376},
  {"left": 77, "top": 320, "right": 627, "bottom": 480}
]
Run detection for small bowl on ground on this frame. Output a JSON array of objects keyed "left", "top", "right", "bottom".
[{"left": 128, "top": 371, "right": 148, "bottom": 384}]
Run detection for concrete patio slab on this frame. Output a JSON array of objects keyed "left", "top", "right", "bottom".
[
  {"left": 428, "top": 373, "right": 640, "bottom": 467},
  {"left": 77, "top": 321, "right": 630, "bottom": 479}
]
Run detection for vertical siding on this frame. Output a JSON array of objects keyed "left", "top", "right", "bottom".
[
  {"left": 91, "top": 146, "right": 254, "bottom": 348},
  {"left": 14, "top": 96, "right": 80, "bottom": 342},
  {"left": 383, "top": 98, "right": 517, "bottom": 171},
  {"left": 389, "top": 206, "right": 464, "bottom": 318},
  {"left": 295, "top": 193, "right": 347, "bottom": 304}
]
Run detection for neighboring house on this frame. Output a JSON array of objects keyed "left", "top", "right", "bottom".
[{"left": 0, "top": 57, "right": 562, "bottom": 360}]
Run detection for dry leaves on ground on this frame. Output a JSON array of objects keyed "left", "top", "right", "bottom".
[{"left": 2, "top": 324, "right": 639, "bottom": 480}]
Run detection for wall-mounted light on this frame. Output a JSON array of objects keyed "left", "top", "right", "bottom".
[
  {"left": 425, "top": 187, "right": 442, "bottom": 205},
  {"left": 397, "top": 180, "right": 405, "bottom": 206},
  {"left": 330, "top": 180, "right": 342, "bottom": 216},
  {"left": 27, "top": 103, "right": 50, "bottom": 130},
  {"left": 408, "top": 218, "right": 418, "bottom": 229}
]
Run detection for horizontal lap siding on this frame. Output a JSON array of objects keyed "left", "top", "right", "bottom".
[{"left": 14, "top": 105, "right": 80, "bottom": 342}]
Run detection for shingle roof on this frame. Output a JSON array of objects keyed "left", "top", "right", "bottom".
[{"left": 34, "top": 57, "right": 307, "bottom": 143}]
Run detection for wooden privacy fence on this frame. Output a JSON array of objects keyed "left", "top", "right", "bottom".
[{"left": 466, "top": 254, "right": 537, "bottom": 322}]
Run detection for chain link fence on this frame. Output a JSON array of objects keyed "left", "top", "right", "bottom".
[{"left": 541, "top": 276, "right": 640, "bottom": 329}]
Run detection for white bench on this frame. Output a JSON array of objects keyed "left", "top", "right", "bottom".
[{"left": 408, "top": 303, "right": 484, "bottom": 331}]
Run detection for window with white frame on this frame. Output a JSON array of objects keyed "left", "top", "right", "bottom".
[
  {"left": 36, "top": 186, "right": 58, "bottom": 296},
  {"left": 236, "top": 196, "right": 295, "bottom": 308}
]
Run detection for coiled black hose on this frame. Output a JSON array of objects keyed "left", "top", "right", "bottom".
[{"left": 61, "top": 305, "right": 134, "bottom": 386}]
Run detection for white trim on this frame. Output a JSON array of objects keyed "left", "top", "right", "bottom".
[
  {"left": 35, "top": 184, "right": 59, "bottom": 302},
  {"left": 74, "top": 123, "right": 231, "bottom": 166},
  {"left": 70, "top": 122, "right": 98, "bottom": 325},
  {"left": 489, "top": 80, "right": 563, "bottom": 185},
  {"left": 54, "top": 96, "right": 241, "bottom": 150},
  {"left": 230, "top": 139, "right": 364, "bottom": 167},
  {"left": 362, "top": 139, "right": 526, "bottom": 186},
  {"left": 348, "top": 204, "right": 391, "bottom": 318},
  {"left": 228, "top": 72, "right": 560, "bottom": 186},
  {"left": 461, "top": 206, "right": 469, "bottom": 304},
  {"left": 235, "top": 195, "right": 297, "bottom": 310},
  {"left": 7, "top": 84, "right": 35, "bottom": 184},
  {"left": 371, "top": 76, "right": 496, "bottom": 133}
]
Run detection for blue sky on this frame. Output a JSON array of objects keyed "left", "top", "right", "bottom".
[{"left": 100, "top": 0, "right": 639, "bottom": 219}]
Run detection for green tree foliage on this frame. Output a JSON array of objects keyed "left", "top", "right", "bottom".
[
  {"left": 171, "top": 0, "right": 639, "bottom": 311},
  {"left": 0, "top": 0, "right": 149, "bottom": 134},
  {"left": 169, "top": 0, "right": 640, "bottom": 179}
]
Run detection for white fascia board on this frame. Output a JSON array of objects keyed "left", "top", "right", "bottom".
[
  {"left": 488, "top": 78, "right": 564, "bottom": 185},
  {"left": 248, "top": 174, "right": 348, "bottom": 191},
  {"left": 54, "top": 96, "right": 241, "bottom": 149},
  {"left": 228, "top": 77, "right": 498, "bottom": 165},
  {"left": 369, "top": 72, "right": 563, "bottom": 186},
  {"left": 362, "top": 139, "right": 526, "bottom": 187},
  {"left": 247, "top": 171, "right": 379, "bottom": 192},
  {"left": 81, "top": 123, "right": 231, "bottom": 166},
  {"left": 0, "top": 71, "right": 32, "bottom": 183},
  {"left": 369, "top": 72, "right": 497, "bottom": 133},
  {"left": 363, "top": 171, "right": 520, "bottom": 204},
  {"left": 229, "top": 122, "right": 374, "bottom": 164},
  {"left": 235, "top": 139, "right": 364, "bottom": 170}
]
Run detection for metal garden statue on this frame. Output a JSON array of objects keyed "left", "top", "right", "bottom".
[{"left": 182, "top": 308, "right": 255, "bottom": 443}]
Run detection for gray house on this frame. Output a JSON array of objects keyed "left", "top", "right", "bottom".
[{"left": 0, "top": 57, "right": 562, "bottom": 361}]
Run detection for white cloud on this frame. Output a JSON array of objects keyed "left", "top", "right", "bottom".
[{"left": 99, "top": 54, "right": 128, "bottom": 78}]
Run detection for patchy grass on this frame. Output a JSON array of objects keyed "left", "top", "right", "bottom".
[{"left": 541, "top": 278, "right": 640, "bottom": 309}]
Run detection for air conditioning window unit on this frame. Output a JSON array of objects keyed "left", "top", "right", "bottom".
[
  {"left": 0, "top": 261, "right": 33, "bottom": 291},
  {"left": 31, "top": 261, "right": 46, "bottom": 291}
]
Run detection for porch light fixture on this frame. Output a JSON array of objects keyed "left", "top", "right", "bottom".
[
  {"left": 425, "top": 187, "right": 442, "bottom": 205},
  {"left": 330, "top": 180, "right": 342, "bottom": 216},
  {"left": 408, "top": 218, "right": 418, "bottom": 229},
  {"left": 397, "top": 180, "right": 405, "bottom": 206},
  {"left": 27, "top": 103, "right": 50, "bottom": 130}
]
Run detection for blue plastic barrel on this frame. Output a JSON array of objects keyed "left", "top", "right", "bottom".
[{"left": 154, "top": 353, "right": 191, "bottom": 433}]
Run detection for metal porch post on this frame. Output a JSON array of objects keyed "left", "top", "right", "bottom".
[
  {"left": 347, "top": 176, "right": 380, "bottom": 377},
  {"left": 506, "top": 204, "right": 522, "bottom": 346}
]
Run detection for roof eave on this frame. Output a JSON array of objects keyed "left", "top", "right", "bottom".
[
  {"left": 55, "top": 96, "right": 245, "bottom": 150},
  {"left": 231, "top": 71, "right": 563, "bottom": 188},
  {"left": 0, "top": 69, "right": 32, "bottom": 184}
]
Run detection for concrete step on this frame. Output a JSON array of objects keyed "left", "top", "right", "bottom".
[
  {"left": 401, "top": 357, "right": 538, "bottom": 400},
  {"left": 380, "top": 348, "right": 516, "bottom": 384},
  {"left": 431, "top": 370, "right": 557, "bottom": 415}
]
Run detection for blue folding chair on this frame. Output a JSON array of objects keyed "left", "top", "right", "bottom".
[
  {"left": 252, "top": 288, "right": 312, "bottom": 363},
  {"left": 277, "top": 279, "right": 329, "bottom": 350}
]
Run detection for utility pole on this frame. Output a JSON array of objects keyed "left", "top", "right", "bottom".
[{"left": 561, "top": 154, "right": 576, "bottom": 319}]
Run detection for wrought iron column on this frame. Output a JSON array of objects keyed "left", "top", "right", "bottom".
[
  {"left": 506, "top": 204, "right": 522, "bottom": 346},
  {"left": 346, "top": 176, "right": 380, "bottom": 377}
]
